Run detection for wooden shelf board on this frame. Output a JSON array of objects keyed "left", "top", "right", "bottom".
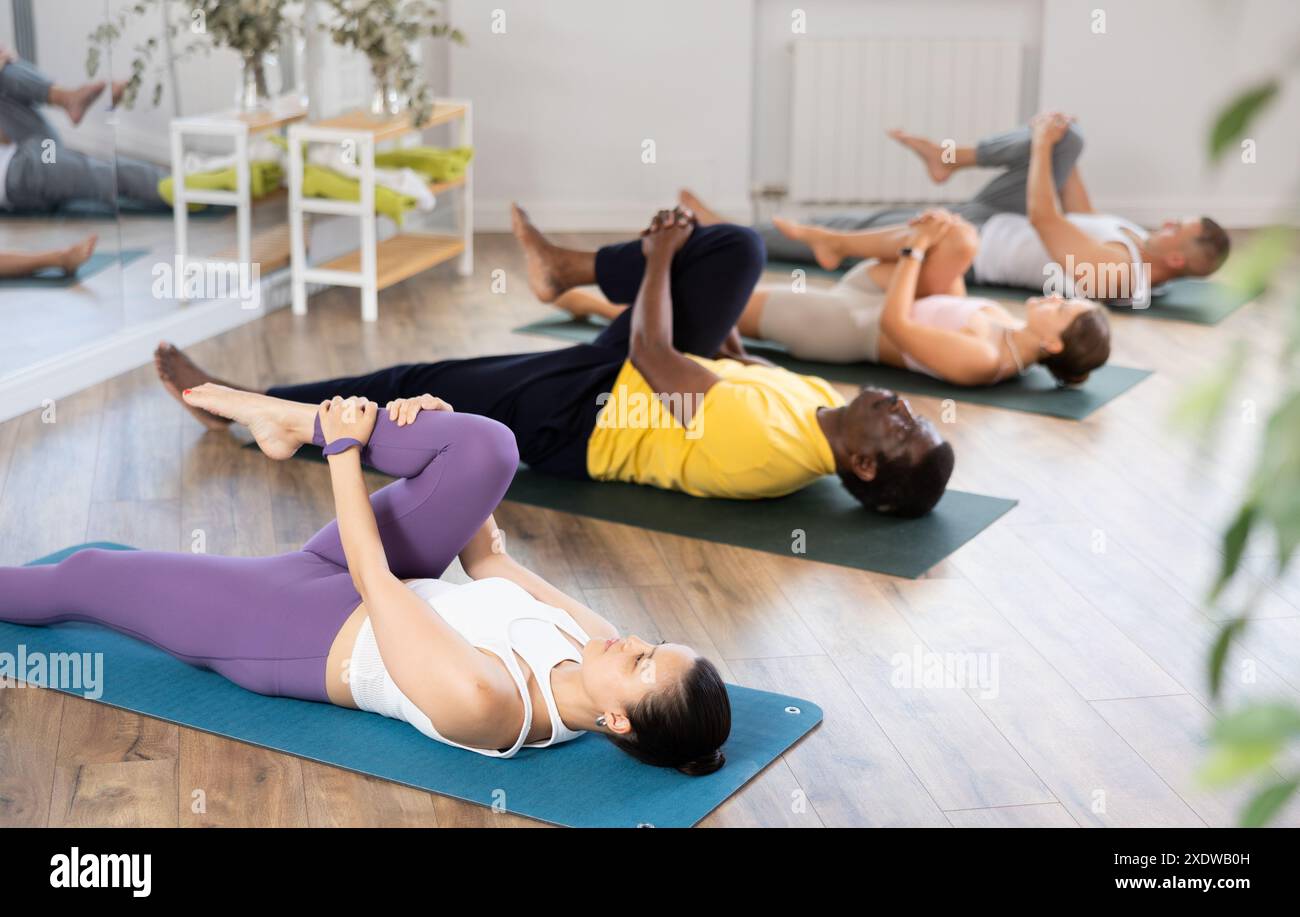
[
  {"left": 318, "top": 233, "right": 464, "bottom": 291},
  {"left": 311, "top": 103, "right": 468, "bottom": 144}
]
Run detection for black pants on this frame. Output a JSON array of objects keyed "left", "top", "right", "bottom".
[{"left": 267, "top": 223, "right": 766, "bottom": 477}]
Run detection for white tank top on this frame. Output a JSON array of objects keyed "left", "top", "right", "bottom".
[
  {"left": 971, "top": 212, "right": 1148, "bottom": 301},
  {"left": 348, "top": 577, "right": 591, "bottom": 757}
]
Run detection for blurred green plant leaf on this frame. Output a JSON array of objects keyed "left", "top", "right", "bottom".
[
  {"left": 1207, "top": 614, "right": 1248, "bottom": 698},
  {"left": 1220, "top": 226, "right": 1294, "bottom": 300},
  {"left": 1211, "top": 702, "right": 1300, "bottom": 745},
  {"left": 1210, "top": 80, "right": 1280, "bottom": 163},
  {"left": 1240, "top": 776, "right": 1299, "bottom": 827},
  {"left": 1200, "top": 740, "right": 1278, "bottom": 785}
]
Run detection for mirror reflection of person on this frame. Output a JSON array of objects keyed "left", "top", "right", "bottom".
[
  {"left": 0, "top": 46, "right": 166, "bottom": 212},
  {"left": 0, "top": 233, "right": 96, "bottom": 278}
]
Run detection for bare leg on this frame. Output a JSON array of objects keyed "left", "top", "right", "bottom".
[
  {"left": 510, "top": 203, "right": 597, "bottom": 302},
  {"left": 887, "top": 129, "right": 978, "bottom": 184},
  {"left": 677, "top": 189, "right": 727, "bottom": 226},
  {"left": 0, "top": 234, "right": 96, "bottom": 277},
  {"left": 154, "top": 342, "right": 246, "bottom": 431},
  {"left": 46, "top": 81, "right": 106, "bottom": 126},
  {"left": 181, "top": 384, "right": 316, "bottom": 461},
  {"left": 554, "top": 287, "right": 627, "bottom": 321},
  {"left": 771, "top": 216, "right": 914, "bottom": 270}
]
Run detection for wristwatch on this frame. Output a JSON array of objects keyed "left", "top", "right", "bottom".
[{"left": 899, "top": 246, "right": 926, "bottom": 262}]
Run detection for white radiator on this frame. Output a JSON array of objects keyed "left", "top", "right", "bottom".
[{"left": 788, "top": 38, "right": 1022, "bottom": 205}]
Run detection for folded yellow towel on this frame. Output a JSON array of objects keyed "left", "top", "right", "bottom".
[
  {"left": 158, "top": 159, "right": 284, "bottom": 207},
  {"left": 374, "top": 146, "right": 474, "bottom": 183},
  {"left": 301, "top": 164, "right": 417, "bottom": 224}
]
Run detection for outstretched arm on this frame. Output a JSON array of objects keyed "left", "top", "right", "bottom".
[
  {"left": 879, "top": 214, "right": 999, "bottom": 386},
  {"left": 626, "top": 209, "right": 721, "bottom": 429},
  {"left": 322, "top": 397, "right": 508, "bottom": 742},
  {"left": 1026, "top": 114, "right": 1129, "bottom": 287}
]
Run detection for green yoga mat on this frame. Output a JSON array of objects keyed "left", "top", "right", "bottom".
[
  {"left": 512, "top": 316, "right": 1150, "bottom": 420},
  {"left": 5, "top": 543, "right": 821, "bottom": 828},
  {"left": 0, "top": 248, "right": 148, "bottom": 288},
  {"left": 765, "top": 260, "right": 1256, "bottom": 325},
  {"left": 259, "top": 444, "right": 1015, "bottom": 579}
]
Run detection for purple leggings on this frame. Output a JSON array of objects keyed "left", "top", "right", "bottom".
[{"left": 0, "top": 411, "right": 518, "bottom": 702}]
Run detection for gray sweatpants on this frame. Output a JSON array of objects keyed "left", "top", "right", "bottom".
[
  {"left": 759, "top": 123, "right": 1085, "bottom": 264},
  {"left": 0, "top": 59, "right": 166, "bottom": 211}
]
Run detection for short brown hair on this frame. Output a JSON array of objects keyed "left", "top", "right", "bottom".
[
  {"left": 1043, "top": 308, "right": 1111, "bottom": 386},
  {"left": 1192, "top": 217, "right": 1231, "bottom": 274}
]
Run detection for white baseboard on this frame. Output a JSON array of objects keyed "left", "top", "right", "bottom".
[
  {"left": 474, "top": 198, "right": 754, "bottom": 233},
  {"left": 0, "top": 273, "right": 292, "bottom": 424}
]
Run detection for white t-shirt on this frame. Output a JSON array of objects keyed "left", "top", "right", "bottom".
[
  {"left": 972, "top": 212, "right": 1150, "bottom": 304},
  {"left": 0, "top": 141, "right": 17, "bottom": 209}
]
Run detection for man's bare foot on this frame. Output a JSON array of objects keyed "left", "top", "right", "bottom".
[
  {"left": 678, "top": 189, "right": 725, "bottom": 226},
  {"left": 771, "top": 216, "right": 845, "bottom": 270},
  {"left": 110, "top": 80, "right": 128, "bottom": 108},
  {"left": 57, "top": 81, "right": 106, "bottom": 126},
  {"left": 59, "top": 234, "right": 97, "bottom": 274},
  {"left": 182, "top": 384, "right": 309, "bottom": 460},
  {"left": 510, "top": 203, "right": 595, "bottom": 303},
  {"left": 154, "top": 342, "right": 238, "bottom": 431},
  {"left": 554, "top": 288, "right": 625, "bottom": 321},
  {"left": 887, "top": 129, "right": 955, "bottom": 184}
]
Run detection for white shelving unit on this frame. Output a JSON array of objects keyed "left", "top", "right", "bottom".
[
  {"left": 168, "top": 102, "right": 307, "bottom": 280},
  {"left": 286, "top": 99, "right": 473, "bottom": 323}
]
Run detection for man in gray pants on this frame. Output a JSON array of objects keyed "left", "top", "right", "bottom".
[
  {"left": 681, "top": 114, "right": 1229, "bottom": 300},
  {"left": 0, "top": 51, "right": 167, "bottom": 212}
]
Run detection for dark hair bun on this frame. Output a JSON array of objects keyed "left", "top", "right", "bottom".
[{"left": 678, "top": 748, "right": 726, "bottom": 777}]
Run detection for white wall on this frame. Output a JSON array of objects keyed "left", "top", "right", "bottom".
[
  {"left": 1039, "top": 0, "right": 1300, "bottom": 226},
  {"left": 751, "top": 0, "right": 1045, "bottom": 199},
  {"left": 447, "top": 0, "right": 754, "bottom": 231}
]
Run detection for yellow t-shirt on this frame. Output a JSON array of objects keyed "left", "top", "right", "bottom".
[{"left": 586, "top": 356, "right": 846, "bottom": 499}]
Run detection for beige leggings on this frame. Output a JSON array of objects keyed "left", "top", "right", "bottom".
[{"left": 757, "top": 260, "right": 886, "bottom": 363}]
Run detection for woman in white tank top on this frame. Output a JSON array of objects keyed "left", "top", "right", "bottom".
[
  {"left": 161, "top": 385, "right": 733, "bottom": 776},
  {"left": 553, "top": 210, "right": 1111, "bottom": 388}
]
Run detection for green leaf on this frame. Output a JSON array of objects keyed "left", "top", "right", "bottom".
[
  {"left": 1219, "top": 226, "right": 1293, "bottom": 300},
  {"left": 1207, "top": 616, "right": 1248, "bottom": 699},
  {"left": 1210, "top": 80, "right": 1280, "bottom": 163},
  {"left": 1169, "top": 341, "right": 1246, "bottom": 437},
  {"left": 1240, "top": 776, "right": 1299, "bottom": 827},
  {"left": 1211, "top": 702, "right": 1300, "bottom": 745},
  {"left": 1212, "top": 504, "right": 1257, "bottom": 602},
  {"left": 1200, "top": 741, "right": 1278, "bottom": 785}
]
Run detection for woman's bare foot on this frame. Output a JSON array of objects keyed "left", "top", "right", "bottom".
[
  {"left": 53, "top": 81, "right": 106, "bottom": 126},
  {"left": 555, "top": 288, "right": 626, "bottom": 321},
  {"left": 59, "top": 234, "right": 97, "bottom": 274},
  {"left": 182, "top": 384, "right": 311, "bottom": 461},
  {"left": 154, "top": 342, "right": 239, "bottom": 431},
  {"left": 677, "top": 189, "right": 725, "bottom": 226},
  {"left": 771, "top": 216, "right": 845, "bottom": 270},
  {"left": 510, "top": 203, "right": 594, "bottom": 302},
  {"left": 887, "top": 129, "right": 955, "bottom": 184}
]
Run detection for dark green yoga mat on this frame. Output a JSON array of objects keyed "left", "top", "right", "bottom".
[
  {"left": 260, "top": 444, "right": 1015, "bottom": 579},
  {"left": 0, "top": 248, "right": 148, "bottom": 288},
  {"left": 4, "top": 543, "right": 821, "bottom": 828},
  {"left": 513, "top": 315, "right": 1150, "bottom": 420},
  {"left": 766, "top": 260, "right": 1258, "bottom": 325}
]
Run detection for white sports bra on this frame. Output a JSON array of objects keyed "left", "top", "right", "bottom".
[{"left": 348, "top": 577, "right": 591, "bottom": 757}]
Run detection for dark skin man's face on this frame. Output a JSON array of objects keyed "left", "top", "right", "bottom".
[{"left": 841, "top": 387, "right": 945, "bottom": 483}]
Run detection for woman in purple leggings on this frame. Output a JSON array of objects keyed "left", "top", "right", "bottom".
[{"left": 0, "top": 385, "right": 730, "bottom": 775}]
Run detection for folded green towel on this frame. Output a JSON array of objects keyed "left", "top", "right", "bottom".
[
  {"left": 158, "top": 159, "right": 284, "bottom": 207},
  {"left": 301, "top": 163, "right": 417, "bottom": 224},
  {"left": 374, "top": 145, "right": 474, "bottom": 183}
]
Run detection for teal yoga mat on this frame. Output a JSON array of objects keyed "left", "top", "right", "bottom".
[
  {"left": 4, "top": 543, "right": 822, "bottom": 828},
  {"left": 765, "top": 260, "right": 1257, "bottom": 325},
  {"left": 0, "top": 248, "right": 148, "bottom": 288},
  {"left": 512, "top": 315, "right": 1150, "bottom": 420},
  {"left": 259, "top": 444, "right": 1016, "bottom": 578}
]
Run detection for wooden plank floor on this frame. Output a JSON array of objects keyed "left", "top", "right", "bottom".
[{"left": 2, "top": 231, "right": 1298, "bottom": 828}]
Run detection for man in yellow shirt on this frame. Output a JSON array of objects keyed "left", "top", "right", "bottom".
[{"left": 158, "top": 206, "right": 954, "bottom": 517}]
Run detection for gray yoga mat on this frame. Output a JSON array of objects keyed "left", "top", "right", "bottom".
[
  {"left": 0, "top": 248, "right": 148, "bottom": 288},
  {"left": 512, "top": 315, "right": 1150, "bottom": 421},
  {"left": 765, "top": 259, "right": 1256, "bottom": 325},
  {"left": 259, "top": 444, "right": 1016, "bottom": 579},
  {"left": 4, "top": 543, "right": 822, "bottom": 828}
]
